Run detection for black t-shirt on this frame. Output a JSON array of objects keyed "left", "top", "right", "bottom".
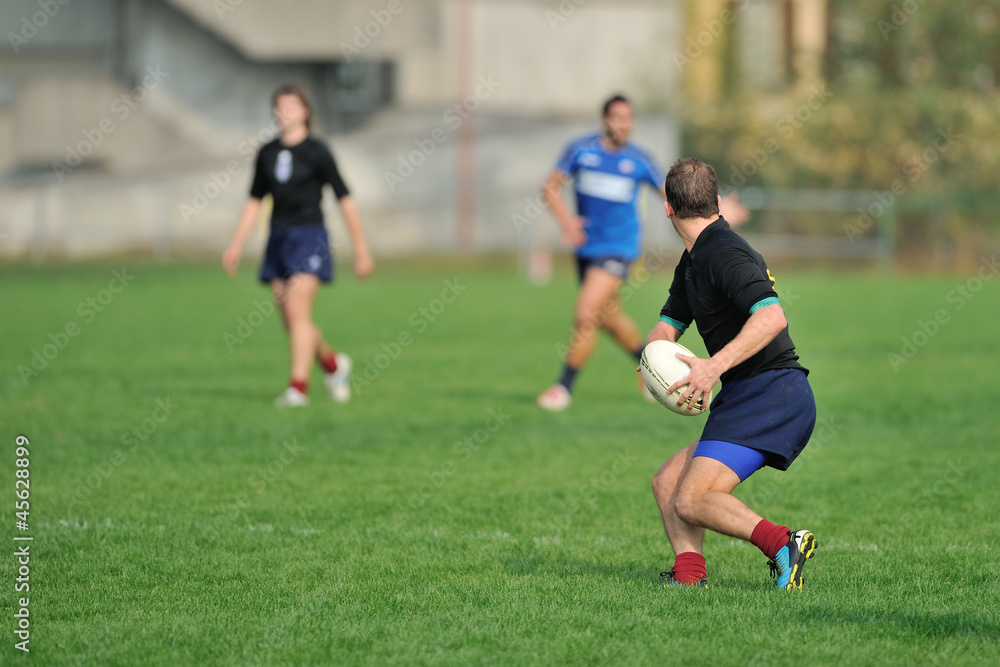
[
  {"left": 249, "top": 137, "right": 350, "bottom": 227},
  {"left": 659, "top": 216, "right": 806, "bottom": 384}
]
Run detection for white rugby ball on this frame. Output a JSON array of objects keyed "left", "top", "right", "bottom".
[{"left": 640, "top": 339, "right": 712, "bottom": 416}]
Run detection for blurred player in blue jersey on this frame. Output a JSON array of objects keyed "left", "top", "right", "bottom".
[
  {"left": 537, "top": 95, "right": 746, "bottom": 411},
  {"left": 537, "top": 95, "right": 663, "bottom": 411},
  {"left": 223, "top": 84, "right": 374, "bottom": 407}
]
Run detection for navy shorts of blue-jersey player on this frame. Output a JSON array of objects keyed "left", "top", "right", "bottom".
[
  {"left": 646, "top": 158, "right": 817, "bottom": 590},
  {"left": 223, "top": 84, "right": 375, "bottom": 408}
]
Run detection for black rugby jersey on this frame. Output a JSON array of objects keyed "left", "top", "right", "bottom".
[
  {"left": 659, "top": 216, "right": 806, "bottom": 385},
  {"left": 250, "top": 137, "right": 349, "bottom": 228}
]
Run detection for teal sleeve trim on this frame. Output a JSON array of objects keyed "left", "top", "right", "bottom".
[
  {"left": 659, "top": 315, "right": 689, "bottom": 333},
  {"left": 750, "top": 296, "right": 780, "bottom": 314}
]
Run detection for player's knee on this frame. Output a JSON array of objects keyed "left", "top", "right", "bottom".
[
  {"left": 573, "top": 308, "right": 602, "bottom": 332},
  {"left": 673, "top": 491, "right": 699, "bottom": 524},
  {"left": 651, "top": 467, "right": 675, "bottom": 501}
]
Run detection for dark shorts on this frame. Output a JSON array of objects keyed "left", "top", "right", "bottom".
[
  {"left": 700, "top": 368, "right": 816, "bottom": 471},
  {"left": 575, "top": 254, "right": 632, "bottom": 283},
  {"left": 259, "top": 224, "right": 333, "bottom": 284}
]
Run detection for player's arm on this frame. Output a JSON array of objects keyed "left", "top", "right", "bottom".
[
  {"left": 322, "top": 145, "right": 374, "bottom": 280},
  {"left": 542, "top": 169, "right": 586, "bottom": 247},
  {"left": 645, "top": 317, "right": 684, "bottom": 345},
  {"left": 337, "top": 195, "right": 374, "bottom": 280},
  {"left": 719, "top": 192, "right": 751, "bottom": 227},
  {"left": 222, "top": 197, "right": 262, "bottom": 277}
]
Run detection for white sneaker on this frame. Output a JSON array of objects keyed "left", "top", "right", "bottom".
[
  {"left": 324, "top": 353, "right": 353, "bottom": 403},
  {"left": 537, "top": 384, "right": 571, "bottom": 411},
  {"left": 275, "top": 386, "right": 309, "bottom": 408}
]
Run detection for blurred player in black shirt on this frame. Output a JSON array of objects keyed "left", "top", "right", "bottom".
[{"left": 223, "top": 84, "right": 374, "bottom": 407}]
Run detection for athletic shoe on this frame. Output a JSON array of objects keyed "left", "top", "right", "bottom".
[
  {"left": 658, "top": 571, "right": 708, "bottom": 588},
  {"left": 275, "top": 387, "right": 309, "bottom": 408},
  {"left": 324, "top": 353, "right": 352, "bottom": 403},
  {"left": 537, "top": 384, "right": 571, "bottom": 411},
  {"left": 768, "top": 529, "right": 817, "bottom": 590}
]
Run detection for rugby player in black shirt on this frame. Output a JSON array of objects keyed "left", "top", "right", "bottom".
[
  {"left": 223, "top": 85, "right": 374, "bottom": 407},
  {"left": 646, "top": 158, "right": 817, "bottom": 589}
]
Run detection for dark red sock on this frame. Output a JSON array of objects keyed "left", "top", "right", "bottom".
[
  {"left": 290, "top": 379, "right": 308, "bottom": 395},
  {"left": 319, "top": 352, "right": 338, "bottom": 374},
  {"left": 671, "top": 551, "right": 707, "bottom": 585},
  {"left": 751, "top": 519, "right": 791, "bottom": 559}
]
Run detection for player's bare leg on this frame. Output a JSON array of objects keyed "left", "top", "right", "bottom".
[
  {"left": 279, "top": 273, "right": 321, "bottom": 397},
  {"left": 652, "top": 443, "right": 705, "bottom": 555},
  {"left": 599, "top": 297, "right": 642, "bottom": 354},
  {"left": 674, "top": 456, "right": 760, "bottom": 541},
  {"left": 270, "top": 280, "right": 289, "bottom": 331},
  {"left": 273, "top": 276, "right": 350, "bottom": 403},
  {"left": 565, "top": 267, "right": 623, "bottom": 369},
  {"left": 600, "top": 297, "right": 655, "bottom": 401},
  {"left": 653, "top": 447, "right": 764, "bottom": 586},
  {"left": 652, "top": 443, "right": 711, "bottom": 586},
  {"left": 539, "top": 268, "right": 623, "bottom": 410}
]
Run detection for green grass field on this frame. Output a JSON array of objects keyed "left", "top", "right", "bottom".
[{"left": 2, "top": 258, "right": 998, "bottom": 665}]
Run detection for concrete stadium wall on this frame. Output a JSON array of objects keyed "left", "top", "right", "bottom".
[{"left": 1, "top": 0, "right": 684, "bottom": 261}]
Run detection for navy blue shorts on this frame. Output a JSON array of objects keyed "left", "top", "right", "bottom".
[
  {"left": 575, "top": 254, "right": 632, "bottom": 283},
  {"left": 700, "top": 368, "right": 816, "bottom": 471},
  {"left": 259, "top": 224, "right": 333, "bottom": 284}
]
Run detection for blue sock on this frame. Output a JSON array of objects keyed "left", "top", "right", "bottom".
[{"left": 557, "top": 365, "right": 580, "bottom": 393}]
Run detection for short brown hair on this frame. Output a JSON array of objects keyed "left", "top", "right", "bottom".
[
  {"left": 602, "top": 94, "right": 630, "bottom": 117},
  {"left": 272, "top": 84, "right": 314, "bottom": 131},
  {"left": 664, "top": 158, "right": 719, "bottom": 219}
]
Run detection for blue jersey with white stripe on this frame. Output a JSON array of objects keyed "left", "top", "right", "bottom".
[{"left": 555, "top": 133, "right": 664, "bottom": 261}]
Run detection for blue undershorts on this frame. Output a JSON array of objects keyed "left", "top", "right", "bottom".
[{"left": 694, "top": 440, "right": 767, "bottom": 482}]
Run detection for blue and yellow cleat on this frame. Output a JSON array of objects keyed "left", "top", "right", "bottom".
[
  {"left": 768, "top": 529, "right": 817, "bottom": 590},
  {"left": 658, "top": 571, "right": 709, "bottom": 589}
]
